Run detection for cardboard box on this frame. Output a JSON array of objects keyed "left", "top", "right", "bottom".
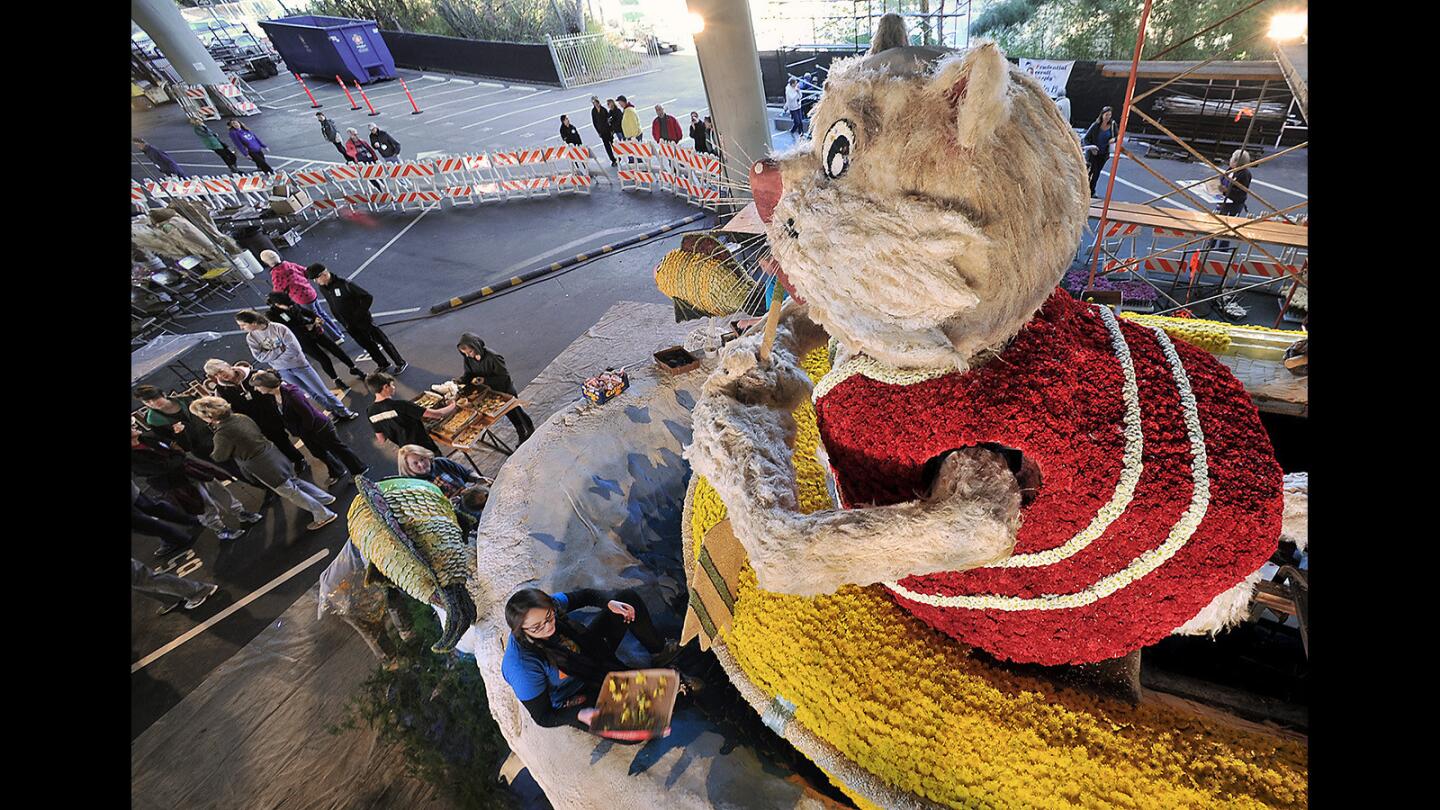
[{"left": 269, "top": 189, "right": 312, "bottom": 215}]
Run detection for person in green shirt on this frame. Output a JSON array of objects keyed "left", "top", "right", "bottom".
[{"left": 190, "top": 116, "right": 239, "bottom": 174}]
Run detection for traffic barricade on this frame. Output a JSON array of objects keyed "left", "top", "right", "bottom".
[
  {"left": 179, "top": 85, "right": 220, "bottom": 120},
  {"left": 613, "top": 141, "right": 656, "bottom": 190},
  {"left": 216, "top": 76, "right": 260, "bottom": 116}
]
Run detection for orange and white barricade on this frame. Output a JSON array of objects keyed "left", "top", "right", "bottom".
[
  {"left": 546, "top": 145, "right": 597, "bottom": 195},
  {"left": 389, "top": 160, "right": 439, "bottom": 203},
  {"left": 231, "top": 173, "right": 273, "bottom": 206},
  {"left": 467, "top": 154, "right": 509, "bottom": 202},
  {"left": 196, "top": 175, "right": 243, "bottom": 207},
  {"left": 354, "top": 163, "right": 396, "bottom": 210},
  {"left": 178, "top": 85, "right": 220, "bottom": 121},
  {"left": 432, "top": 155, "right": 478, "bottom": 206},
  {"left": 216, "top": 76, "right": 260, "bottom": 116},
  {"left": 613, "top": 141, "right": 656, "bottom": 190},
  {"left": 489, "top": 150, "right": 543, "bottom": 199},
  {"left": 288, "top": 168, "right": 336, "bottom": 217}
]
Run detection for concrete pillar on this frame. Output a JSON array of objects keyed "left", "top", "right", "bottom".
[
  {"left": 686, "top": 0, "right": 772, "bottom": 194},
  {"left": 132, "top": 0, "right": 225, "bottom": 86}
]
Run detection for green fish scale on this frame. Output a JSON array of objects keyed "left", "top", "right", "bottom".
[{"left": 346, "top": 479, "right": 472, "bottom": 606}]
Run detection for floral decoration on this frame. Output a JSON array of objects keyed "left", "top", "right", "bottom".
[{"left": 687, "top": 343, "right": 1308, "bottom": 808}]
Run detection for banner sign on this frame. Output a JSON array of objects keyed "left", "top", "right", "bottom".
[{"left": 1019, "top": 59, "right": 1076, "bottom": 98}]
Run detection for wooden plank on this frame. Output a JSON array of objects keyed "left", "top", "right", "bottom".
[
  {"left": 1090, "top": 202, "right": 1307, "bottom": 248},
  {"left": 1097, "top": 60, "right": 1285, "bottom": 81},
  {"left": 1273, "top": 44, "right": 1308, "bottom": 121},
  {"left": 721, "top": 201, "right": 766, "bottom": 235}
]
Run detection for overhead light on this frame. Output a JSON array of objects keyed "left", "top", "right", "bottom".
[
  {"left": 1267, "top": 11, "right": 1307, "bottom": 41},
  {"left": 688, "top": 13, "right": 705, "bottom": 35}
]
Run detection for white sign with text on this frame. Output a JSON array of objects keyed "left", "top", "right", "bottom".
[{"left": 1019, "top": 59, "right": 1076, "bottom": 98}]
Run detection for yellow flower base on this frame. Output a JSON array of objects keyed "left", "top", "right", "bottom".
[{"left": 688, "top": 348, "right": 1308, "bottom": 809}]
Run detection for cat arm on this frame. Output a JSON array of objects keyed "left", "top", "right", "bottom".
[{"left": 687, "top": 325, "right": 1020, "bottom": 597}]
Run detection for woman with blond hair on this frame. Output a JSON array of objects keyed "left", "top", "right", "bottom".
[
  {"left": 1218, "top": 148, "right": 1253, "bottom": 216},
  {"left": 397, "top": 444, "right": 488, "bottom": 523},
  {"left": 189, "top": 396, "right": 339, "bottom": 531}
]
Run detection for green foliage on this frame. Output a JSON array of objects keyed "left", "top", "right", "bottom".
[
  {"left": 431, "top": 0, "right": 584, "bottom": 41},
  {"left": 330, "top": 600, "right": 519, "bottom": 810},
  {"left": 969, "top": 0, "right": 1273, "bottom": 61},
  {"left": 306, "top": 0, "right": 457, "bottom": 35}
]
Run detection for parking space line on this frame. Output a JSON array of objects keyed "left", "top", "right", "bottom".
[
  {"left": 1251, "top": 179, "right": 1307, "bottom": 199},
  {"left": 458, "top": 92, "right": 594, "bottom": 129},
  {"left": 130, "top": 549, "right": 331, "bottom": 674},
  {"left": 348, "top": 203, "right": 439, "bottom": 280},
  {"left": 423, "top": 88, "right": 551, "bottom": 125}
]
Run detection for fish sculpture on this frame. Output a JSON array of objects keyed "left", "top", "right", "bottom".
[{"left": 346, "top": 475, "right": 480, "bottom": 653}]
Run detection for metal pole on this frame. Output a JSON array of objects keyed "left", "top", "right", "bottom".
[
  {"left": 1242, "top": 79, "right": 1268, "bottom": 152},
  {"left": 686, "top": 0, "right": 772, "bottom": 195},
  {"left": 1088, "top": 0, "right": 1154, "bottom": 288}
]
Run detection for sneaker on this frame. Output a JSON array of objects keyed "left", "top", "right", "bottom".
[
  {"left": 308, "top": 512, "right": 338, "bottom": 531},
  {"left": 332, "top": 378, "right": 350, "bottom": 391},
  {"left": 217, "top": 527, "right": 247, "bottom": 542},
  {"left": 156, "top": 600, "right": 185, "bottom": 616},
  {"left": 374, "top": 364, "right": 392, "bottom": 374},
  {"left": 325, "top": 473, "right": 343, "bottom": 487},
  {"left": 338, "top": 410, "right": 360, "bottom": 422},
  {"left": 650, "top": 640, "right": 682, "bottom": 668},
  {"left": 239, "top": 511, "right": 264, "bottom": 524},
  {"left": 349, "top": 368, "right": 366, "bottom": 379},
  {"left": 184, "top": 583, "right": 220, "bottom": 610},
  {"left": 392, "top": 361, "right": 410, "bottom": 374}
]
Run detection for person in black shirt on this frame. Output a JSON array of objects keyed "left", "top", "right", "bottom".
[
  {"left": 307, "top": 263, "right": 409, "bottom": 374},
  {"left": 456, "top": 333, "right": 535, "bottom": 444},
  {"left": 606, "top": 98, "right": 624, "bottom": 141},
  {"left": 688, "top": 111, "right": 710, "bottom": 155},
  {"left": 559, "top": 115, "right": 583, "bottom": 146},
  {"left": 267, "top": 292, "right": 365, "bottom": 390},
  {"left": 203, "top": 359, "right": 309, "bottom": 471},
  {"left": 1219, "top": 148, "right": 1253, "bottom": 216},
  {"left": 366, "top": 371, "right": 455, "bottom": 454},
  {"left": 1082, "top": 106, "right": 1118, "bottom": 197},
  {"left": 591, "top": 96, "right": 617, "bottom": 166}
]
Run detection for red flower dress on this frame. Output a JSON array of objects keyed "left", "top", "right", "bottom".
[{"left": 812, "top": 291, "right": 1283, "bottom": 665}]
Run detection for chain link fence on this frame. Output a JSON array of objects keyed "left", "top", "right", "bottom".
[{"left": 546, "top": 32, "right": 660, "bottom": 89}]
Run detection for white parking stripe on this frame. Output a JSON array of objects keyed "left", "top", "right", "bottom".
[
  {"left": 424, "top": 88, "right": 553, "bottom": 124},
  {"left": 348, "top": 202, "right": 439, "bottom": 280},
  {"left": 130, "top": 550, "right": 331, "bottom": 674},
  {"left": 1251, "top": 178, "right": 1307, "bottom": 200},
  {"left": 458, "top": 92, "right": 596, "bottom": 129}
]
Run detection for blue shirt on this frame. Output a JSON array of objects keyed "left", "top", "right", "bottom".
[{"left": 501, "top": 592, "right": 586, "bottom": 708}]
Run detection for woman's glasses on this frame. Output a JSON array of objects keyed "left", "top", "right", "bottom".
[{"left": 522, "top": 610, "right": 554, "bottom": 635}]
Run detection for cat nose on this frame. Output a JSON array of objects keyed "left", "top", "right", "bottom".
[{"left": 750, "top": 159, "right": 783, "bottom": 223}]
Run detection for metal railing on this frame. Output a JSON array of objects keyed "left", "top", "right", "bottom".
[{"left": 546, "top": 32, "right": 659, "bottom": 89}]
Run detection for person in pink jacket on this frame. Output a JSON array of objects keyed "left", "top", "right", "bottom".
[{"left": 260, "top": 249, "right": 345, "bottom": 341}]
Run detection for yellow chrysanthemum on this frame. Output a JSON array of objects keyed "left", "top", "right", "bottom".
[{"left": 688, "top": 347, "right": 1308, "bottom": 809}]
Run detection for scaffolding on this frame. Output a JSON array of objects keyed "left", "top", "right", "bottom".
[
  {"left": 760, "top": 0, "right": 975, "bottom": 50},
  {"left": 1084, "top": 0, "right": 1308, "bottom": 328}
]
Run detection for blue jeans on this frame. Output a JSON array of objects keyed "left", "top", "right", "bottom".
[
  {"left": 309, "top": 296, "right": 346, "bottom": 341},
  {"left": 789, "top": 109, "right": 805, "bottom": 135},
  {"left": 277, "top": 364, "right": 349, "bottom": 415}
]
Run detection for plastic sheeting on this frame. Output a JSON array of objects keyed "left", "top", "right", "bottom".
[
  {"left": 130, "top": 579, "right": 452, "bottom": 809},
  {"left": 131, "top": 332, "right": 222, "bottom": 384}
]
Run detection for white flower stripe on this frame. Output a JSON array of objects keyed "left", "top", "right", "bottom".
[
  {"left": 812, "top": 355, "right": 952, "bottom": 401},
  {"left": 885, "top": 323, "right": 1211, "bottom": 612},
  {"left": 990, "top": 305, "right": 1142, "bottom": 568}
]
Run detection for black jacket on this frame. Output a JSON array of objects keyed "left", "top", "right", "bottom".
[
  {"left": 607, "top": 107, "right": 624, "bottom": 137},
  {"left": 690, "top": 121, "right": 709, "bottom": 153},
  {"left": 560, "top": 123, "right": 582, "bottom": 146},
  {"left": 214, "top": 372, "right": 290, "bottom": 440},
  {"left": 267, "top": 302, "right": 324, "bottom": 347},
  {"left": 513, "top": 588, "right": 623, "bottom": 729},
  {"left": 591, "top": 106, "right": 612, "bottom": 139},
  {"left": 318, "top": 276, "right": 376, "bottom": 328},
  {"left": 457, "top": 332, "right": 516, "bottom": 395},
  {"left": 319, "top": 118, "right": 338, "bottom": 144},
  {"left": 1082, "top": 119, "right": 1116, "bottom": 158},
  {"left": 370, "top": 129, "right": 401, "bottom": 158}
]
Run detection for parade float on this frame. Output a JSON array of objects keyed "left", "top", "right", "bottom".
[{"left": 348, "top": 15, "right": 1307, "bottom": 808}]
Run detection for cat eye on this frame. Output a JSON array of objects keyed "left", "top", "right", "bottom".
[{"left": 821, "top": 119, "right": 855, "bottom": 180}]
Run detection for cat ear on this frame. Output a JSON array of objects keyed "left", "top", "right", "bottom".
[{"left": 934, "top": 42, "right": 1011, "bottom": 149}]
